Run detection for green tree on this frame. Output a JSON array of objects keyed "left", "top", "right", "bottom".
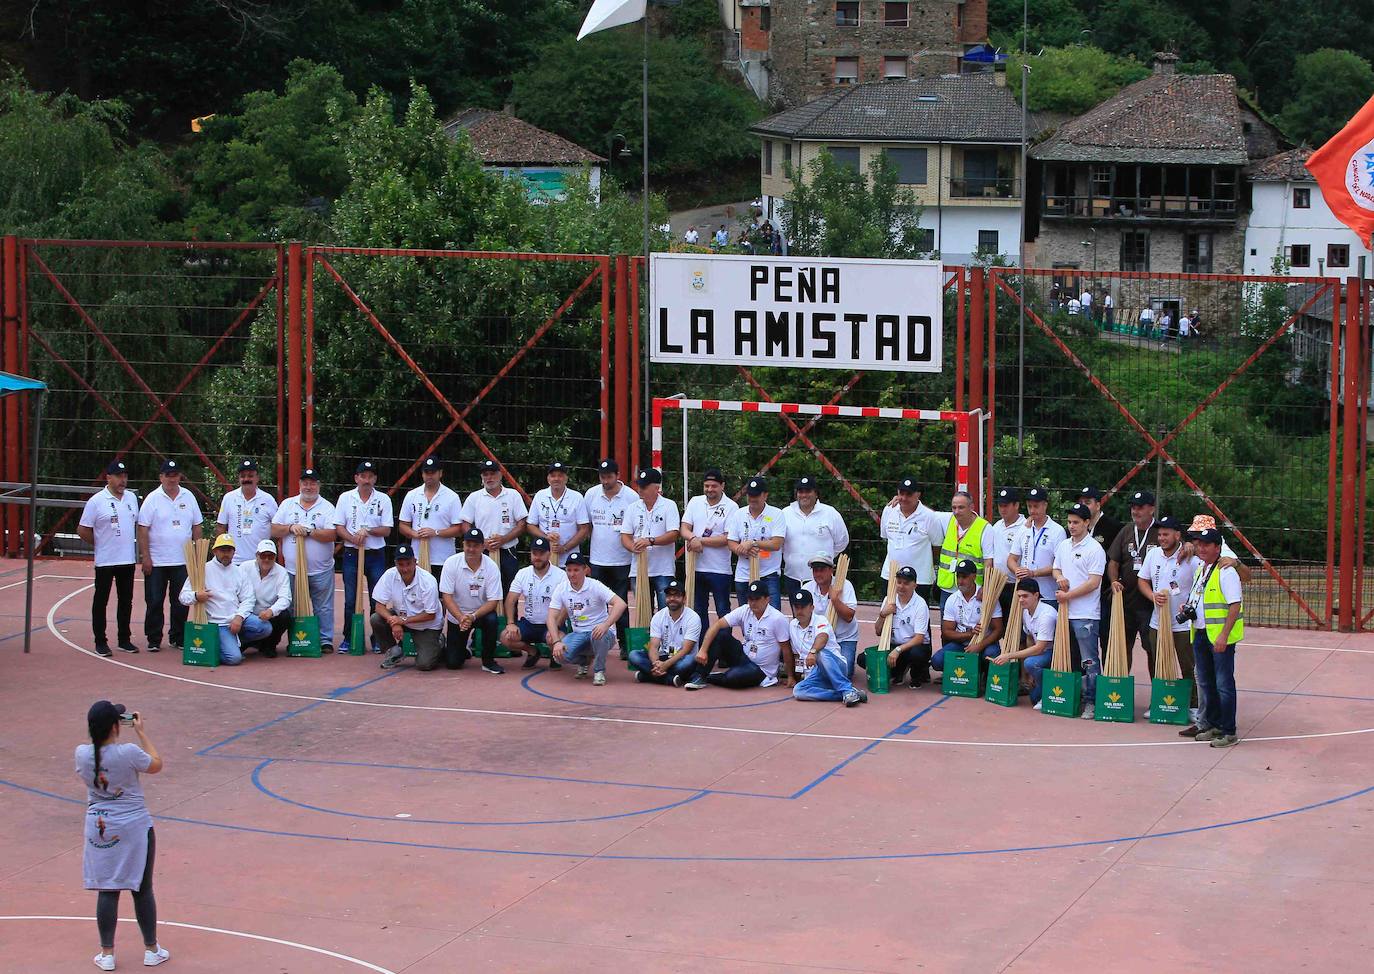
[
  {"left": 1007, "top": 45, "right": 1149, "bottom": 114},
  {"left": 781, "top": 151, "right": 927, "bottom": 259},
  {"left": 1276, "top": 49, "right": 1374, "bottom": 146}
]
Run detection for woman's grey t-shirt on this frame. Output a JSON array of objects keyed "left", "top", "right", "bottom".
[{"left": 75, "top": 742, "right": 151, "bottom": 807}]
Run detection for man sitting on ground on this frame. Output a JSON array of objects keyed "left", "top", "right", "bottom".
[
  {"left": 438, "top": 528, "right": 504, "bottom": 673},
  {"left": 932, "top": 558, "right": 1004, "bottom": 675},
  {"left": 500, "top": 537, "right": 566, "bottom": 670},
  {"left": 790, "top": 590, "right": 866, "bottom": 707},
  {"left": 989, "top": 578, "right": 1058, "bottom": 709},
  {"left": 628, "top": 579, "right": 701, "bottom": 685},
  {"left": 547, "top": 551, "right": 627, "bottom": 686},
  {"left": 869, "top": 566, "right": 933, "bottom": 688},
  {"left": 178, "top": 533, "right": 268, "bottom": 666},
  {"left": 240, "top": 539, "right": 291, "bottom": 658},
  {"left": 683, "top": 581, "right": 793, "bottom": 691},
  {"left": 802, "top": 553, "right": 859, "bottom": 676},
  {"left": 376, "top": 545, "right": 444, "bottom": 671}
]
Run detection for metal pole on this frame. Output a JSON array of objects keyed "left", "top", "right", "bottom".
[
  {"left": 681, "top": 407, "right": 689, "bottom": 502},
  {"left": 1155, "top": 423, "right": 1165, "bottom": 510},
  {"left": 1016, "top": 0, "right": 1028, "bottom": 456},
  {"left": 641, "top": 15, "right": 653, "bottom": 445},
  {"left": 23, "top": 390, "right": 42, "bottom": 653}
]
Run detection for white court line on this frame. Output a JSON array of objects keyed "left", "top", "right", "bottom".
[
  {"left": 41, "top": 582, "right": 1374, "bottom": 749},
  {"left": 0, "top": 573, "right": 96, "bottom": 593},
  {"left": 0, "top": 916, "right": 397, "bottom": 973}
]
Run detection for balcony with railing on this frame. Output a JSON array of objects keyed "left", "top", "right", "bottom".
[
  {"left": 1040, "top": 194, "right": 1238, "bottom": 221},
  {"left": 1040, "top": 163, "right": 1240, "bottom": 223},
  {"left": 949, "top": 176, "right": 1020, "bottom": 200}
]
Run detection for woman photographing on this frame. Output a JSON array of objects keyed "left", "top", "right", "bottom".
[{"left": 76, "top": 701, "right": 170, "bottom": 969}]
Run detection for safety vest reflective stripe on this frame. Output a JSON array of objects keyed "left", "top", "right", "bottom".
[
  {"left": 1202, "top": 567, "right": 1244, "bottom": 643},
  {"left": 936, "top": 517, "right": 987, "bottom": 589}
]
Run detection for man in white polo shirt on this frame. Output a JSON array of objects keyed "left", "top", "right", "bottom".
[
  {"left": 1007, "top": 486, "right": 1066, "bottom": 606},
  {"left": 240, "top": 538, "right": 292, "bottom": 658},
  {"left": 136, "top": 458, "right": 203, "bottom": 652},
  {"left": 547, "top": 551, "right": 627, "bottom": 686},
  {"left": 375, "top": 545, "right": 444, "bottom": 671},
  {"left": 933, "top": 558, "right": 1004, "bottom": 675},
  {"left": 869, "top": 566, "right": 932, "bottom": 687},
  {"left": 459, "top": 458, "right": 528, "bottom": 594},
  {"left": 990, "top": 578, "right": 1058, "bottom": 709},
  {"left": 78, "top": 459, "right": 141, "bottom": 656},
  {"left": 271, "top": 467, "right": 339, "bottom": 651},
  {"left": 880, "top": 476, "right": 938, "bottom": 605},
  {"left": 683, "top": 580, "right": 793, "bottom": 690},
  {"left": 781, "top": 476, "right": 849, "bottom": 601},
  {"left": 439, "top": 527, "right": 505, "bottom": 673},
  {"left": 680, "top": 467, "right": 737, "bottom": 623},
  {"left": 802, "top": 552, "right": 859, "bottom": 675},
  {"left": 727, "top": 477, "right": 785, "bottom": 608},
  {"left": 215, "top": 459, "right": 278, "bottom": 564},
  {"left": 586, "top": 458, "right": 634, "bottom": 652},
  {"left": 501, "top": 536, "right": 566, "bottom": 670},
  {"left": 790, "top": 589, "right": 865, "bottom": 706},
  {"left": 1052, "top": 502, "right": 1107, "bottom": 718},
  {"left": 178, "top": 533, "right": 270, "bottom": 666},
  {"left": 398, "top": 455, "right": 463, "bottom": 579},
  {"left": 628, "top": 578, "right": 701, "bottom": 685},
  {"left": 527, "top": 461, "right": 589, "bottom": 566},
  {"left": 621, "top": 467, "right": 680, "bottom": 612},
  {"left": 334, "top": 459, "right": 393, "bottom": 654}
]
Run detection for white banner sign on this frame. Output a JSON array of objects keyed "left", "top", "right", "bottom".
[{"left": 649, "top": 253, "right": 944, "bottom": 372}]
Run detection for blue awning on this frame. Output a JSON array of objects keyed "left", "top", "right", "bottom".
[
  {"left": 963, "top": 44, "right": 1008, "bottom": 64},
  {"left": 0, "top": 372, "right": 45, "bottom": 395}
]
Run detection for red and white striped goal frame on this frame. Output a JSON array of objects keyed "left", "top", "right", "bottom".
[{"left": 651, "top": 397, "right": 984, "bottom": 501}]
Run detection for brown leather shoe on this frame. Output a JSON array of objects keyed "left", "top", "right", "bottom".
[{"left": 1179, "top": 723, "right": 1202, "bottom": 737}]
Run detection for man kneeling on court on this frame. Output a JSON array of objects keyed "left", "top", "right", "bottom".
[
  {"left": 501, "top": 537, "right": 566, "bottom": 670},
  {"left": 376, "top": 545, "right": 443, "bottom": 670},
  {"left": 862, "top": 566, "right": 931, "bottom": 687},
  {"left": 683, "top": 580, "right": 793, "bottom": 690},
  {"left": 629, "top": 579, "right": 701, "bottom": 684},
  {"left": 547, "top": 551, "right": 627, "bottom": 686},
  {"left": 790, "top": 590, "right": 866, "bottom": 706},
  {"left": 989, "top": 578, "right": 1057, "bottom": 708},
  {"left": 178, "top": 533, "right": 269, "bottom": 665},
  {"left": 932, "top": 558, "right": 1003, "bottom": 675}
]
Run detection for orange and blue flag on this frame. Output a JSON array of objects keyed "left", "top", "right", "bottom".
[{"left": 1305, "top": 93, "right": 1374, "bottom": 248}]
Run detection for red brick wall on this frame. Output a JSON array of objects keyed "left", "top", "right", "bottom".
[
  {"left": 959, "top": 0, "right": 988, "bottom": 43},
  {"left": 742, "top": 8, "right": 770, "bottom": 52}
]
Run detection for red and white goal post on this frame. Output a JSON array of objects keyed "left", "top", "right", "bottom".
[{"left": 651, "top": 397, "right": 985, "bottom": 509}]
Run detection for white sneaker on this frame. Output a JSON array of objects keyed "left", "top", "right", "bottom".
[
  {"left": 1033, "top": 701, "right": 1043, "bottom": 711},
  {"left": 1081, "top": 705, "right": 1095, "bottom": 720},
  {"left": 144, "top": 946, "right": 169, "bottom": 967},
  {"left": 93, "top": 954, "right": 115, "bottom": 972},
  {"left": 1144, "top": 709, "right": 1152, "bottom": 720},
  {"left": 592, "top": 671, "right": 606, "bottom": 686}
]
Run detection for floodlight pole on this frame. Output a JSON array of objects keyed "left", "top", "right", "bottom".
[
  {"left": 642, "top": 14, "right": 653, "bottom": 451},
  {"left": 1016, "top": 0, "right": 1029, "bottom": 457}
]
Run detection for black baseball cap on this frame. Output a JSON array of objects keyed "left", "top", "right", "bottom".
[
  {"left": 955, "top": 558, "right": 978, "bottom": 576},
  {"left": 356, "top": 460, "right": 376, "bottom": 474},
  {"left": 478, "top": 459, "right": 499, "bottom": 472},
  {"left": 1077, "top": 486, "right": 1103, "bottom": 501},
  {"left": 637, "top": 468, "right": 663, "bottom": 486},
  {"left": 395, "top": 545, "right": 416, "bottom": 561},
  {"left": 795, "top": 476, "right": 817, "bottom": 491},
  {"left": 237, "top": 459, "right": 258, "bottom": 473},
  {"left": 300, "top": 467, "right": 320, "bottom": 481},
  {"left": 565, "top": 551, "right": 589, "bottom": 566},
  {"left": 703, "top": 468, "right": 725, "bottom": 484},
  {"left": 547, "top": 461, "right": 568, "bottom": 473},
  {"left": 896, "top": 566, "right": 918, "bottom": 581},
  {"left": 789, "top": 589, "right": 814, "bottom": 607},
  {"left": 159, "top": 459, "right": 182, "bottom": 475},
  {"left": 1067, "top": 503, "right": 1092, "bottom": 520},
  {"left": 422, "top": 455, "right": 443, "bottom": 470},
  {"left": 1015, "top": 578, "right": 1040, "bottom": 593},
  {"left": 746, "top": 477, "right": 767, "bottom": 496},
  {"left": 1156, "top": 515, "right": 1183, "bottom": 532},
  {"left": 530, "top": 537, "right": 551, "bottom": 552},
  {"left": 87, "top": 700, "right": 127, "bottom": 736},
  {"left": 598, "top": 458, "right": 619, "bottom": 473},
  {"left": 1024, "top": 486, "right": 1048, "bottom": 502},
  {"left": 1192, "top": 527, "right": 1223, "bottom": 544},
  {"left": 996, "top": 487, "right": 1021, "bottom": 503},
  {"left": 462, "top": 527, "right": 484, "bottom": 544},
  {"left": 744, "top": 580, "right": 769, "bottom": 599},
  {"left": 1129, "top": 490, "right": 1156, "bottom": 506},
  {"left": 898, "top": 477, "right": 920, "bottom": 493},
  {"left": 664, "top": 579, "right": 685, "bottom": 595},
  {"left": 105, "top": 460, "right": 128, "bottom": 475}
]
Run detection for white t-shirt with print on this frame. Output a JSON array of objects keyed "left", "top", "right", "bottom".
[
  {"left": 1012, "top": 517, "right": 1067, "bottom": 601},
  {"left": 1140, "top": 545, "right": 1198, "bottom": 633},
  {"left": 801, "top": 578, "right": 859, "bottom": 643},
  {"left": 333, "top": 488, "right": 393, "bottom": 551},
  {"left": 1051, "top": 534, "right": 1106, "bottom": 620},
  {"left": 509, "top": 563, "right": 568, "bottom": 625},
  {"left": 649, "top": 605, "right": 702, "bottom": 659},
  {"left": 621, "top": 495, "right": 681, "bottom": 577},
  {"left": 586, "top": 484, "right": 634, "bottom": 567},
  {"left": 398, "top": 484, "right": 464, "bottom": 565},
  {"left": 726, "top": 504, "right": 785, "bottom": 582},
  {"left": 723, "top": 603, "right": 791, "bottom": 685},
  {"left": 371, "top": 566, "right": 443, "bottom": 631},
  {"left": 272, "top": 495, "right": 338, "bottom": 576},
  {"left": 681, "top": 493, "right": 738, "bottom": 576},
  {"left": 438, "top": 553, "right": 503, "bottom": 621},
  {"left": 216, "top": 487, "right": 278, "bottom": 563},
  {"left": 790, "top": 612, "right": 837, "bottom": 673},
  {"left": 552, "top": 576, "right": 619, "bottom": 632},
  {"left": 461, "top": 487, "right": 528, "bottom": 550},
  {"left": 528, "top": 487, "right": 590, "bottom": 565},
  {"left": 136, "top": 486, "right": 204, "bottom": 567},
  {"left": 887, "top": 592, "right": 931, "bottom": 646},
  {"left": 80, "top": 487, "right": 140, "bottom": 567}
]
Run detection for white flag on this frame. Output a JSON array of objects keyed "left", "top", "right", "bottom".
[{"left": 577, "top": 0, "right": 647, "bottom": 40}]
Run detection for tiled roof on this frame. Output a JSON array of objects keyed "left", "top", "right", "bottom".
[
  {"left": 750, "top": 75, "right": 1026, "bottom": 143},
  {"left": 1031, "top": 73, "right": 1249, "bottom": 165},
  {"left": 443, "top": 108, "right": 604, "bottom": 166},
  {"left": 1247, "top": 146, "right": 1314, "bottom": 182}
]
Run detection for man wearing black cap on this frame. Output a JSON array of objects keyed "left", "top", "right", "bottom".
[
  {"left": 790, "top": 589, "right": 865, "bottom": 706},
  {"left": 375, "top": 545, "right": 444, "bottom": 671},
  {"left": 993, "top": 578, "right": 1059, "bottom": 709},
  {"left": 628, "top": 578, "right": 701, "bottom": 685},
  {"left": 1078, "top": 485, "right": 1121, "bottom": 658},
  {"left": 271, "top": 468, "right": 339, "bottom": 651},
  {"left": 984, "top": 487, "right": 1026, "bottom": 617},
  {"left": 78, "top": 460, "right": 141, "bottom": 656},
  {"left": 1138, "top": 515, "right": 1199, "bottom": 721},
  {"left": 1007, "top": 486, "right": 1066, "bottom": 607},
  {"left": 438, "top": 528, "right": 504, "bottom": 673},
  {"left": 933, "top": 558, "right": 1004, "bottom": 674},
  {"left": 460, "top": 459, "right": 528, "bottom": 595},
  {"left": 135, "top": 459, "right": 204, "bottom": 652},
  {"left": 871, "top": 565, "right": 933, "bottom": 686},
  {"left": 335, "top": 460, "right": 394, "bottom": 654},
  {"left": 727, "top": 477, "right": 785, "bottom": 608},
  {"left": 547, "top": 551, "right": 627, "bottom": 685},
  {"left": 586, "top": 458, "right": 634, "bottom": 653},
  {"left": 880, "top": 477, "right": 938, "bottom": 605},
  {"left": 804, "top": 552, "right": 860, "bottom": 675},
  {"left": 681, "top": 468, "right": 738, "bottom": 624},
  {"left": 1185, "top": 525, "right": 1245, "bottom": 747},
  {"left": 683, "top": 580, "right": 793, "bottom": 690},
  {"left": 1053, "top": 503, "right": 1107, "bottom": 718},
  {"left": 399, "top": 456, "right": 463, "bottom": 579},
  {"left": 1106, "top": 489, "right": 1160, "bottom": 674},
  {"left": 215, "top": 459, "right": 278, "bottom": 566},
  {"left": 501, "top": 536, "right": 566, "bottom": 669},
  {"left": 621, "top": 468, "right": 681, "bottom": 612},
  {"left": 527, "top": 461, "right": 589, "bottom": 567},
  {"left": 782, "top": 476, "right": 849, "bottom": 601}
]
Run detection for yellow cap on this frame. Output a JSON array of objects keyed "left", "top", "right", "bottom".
[{"left": 212, "top": 532, "right": 237, "bottom": 550}]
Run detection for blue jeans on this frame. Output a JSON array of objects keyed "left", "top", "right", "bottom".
[
  {"left": 289, "top": 570, "right": 336, "bottom": 644},
  {"left": 794, "top": 651, "right": 857, "bottom": 701},
  {"left": 1023, "top": 649, "right": 1054, "bottom": 703},
  {"left": 628, "top": 648, "right": 696, "bottom": 684},
  {"left": 1192, "top": 630, "right": 1237, "bottom": 735},
  {"left": 694, "top": 570, "right": 733, "bottom": 624},
  {"left": 217, "top": 614, "right": 272, "bottom": 666},
  {"left": 837, "top": 639, "right": 858, "bottom": 677},
  {"left": 340, "top": 547, "right": 386, "bottom": 650},
  {"left": 561, "top": 628, "right": 616, "bottom": 674},
  {"left": 1072, "top": 619, "right": 1101, "bottom": 698},
  {"left": 735, "top": 573, "right": 781, "bottom": 610}
]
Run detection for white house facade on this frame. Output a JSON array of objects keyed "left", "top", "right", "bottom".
[{"left": 1244, "top": 147, "right": 1367, "bottom": 278}]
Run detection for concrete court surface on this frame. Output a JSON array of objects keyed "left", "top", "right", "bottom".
[{"left": 2, "top": 561, "right": 1373, "bottom": 972}]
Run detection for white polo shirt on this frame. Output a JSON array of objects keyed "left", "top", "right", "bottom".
[
  {"left": 801, "top": 578, "right": 859, "bottom": 643},
  {"left": 1051, "top": 534, "right": 1106, "bottom": 620},
  {"left": 509, "top": 563, "right": 568, "bottom": 625},
  {"left": 1140, "top": 545, "right": 1197, "bottom": 633},
  {"left": 333, "top": 488, "right": 393, "bottom": 551},
  {"left": 272, "top": 495, "right": 338, "bottom": 577},
  {"left": 649, "top": 605, "right": 702, "bottom": 659},
  {"left": 586, "top": 484, "right": 633, "bottom": 567},
  {"left": 621, "top": 495, "right": 681, "bottom": 577},
  {"left": 178, "top": 557, "right": 255, "bottom": 625},
  {"left": 372, "top": 566, "right": 443, "bottom": 631},
  {"left": 782, "top": 501, "right": 849, "bottom": 582},
  {"left": 984, "top": 514, "right": 1026, "bottom": 575},
  {"left": 528, "top": 486, "right": 589, "bottom": 565},
  {"left": 552, "top": 576, "right": 618, "bottom": 632},
  {"left": 136, "top": 486, "right": 203, "bottom": 567},
  {"left": 398, "top": 483, "right": 463, "bottom": 565},
  {"left": 880, "top": 503, "right": 938, "bottom": 583},
  {"left": 681, "top": 493, "right": 738, "bottom": 576},
  {"left": 216, "top": 487, "right": 278, "bottom": 564},
  {"left": 239, "top": 560, "right": 291, "bottom": 617},
  {"left": 944, "top": 588, "right": 1001, "bottom": 634},
  {"left": 1012, "top": 517, "right": 1067, "bottom": 601},
  {"left": 438, "top": 552, "right": 503, "bottom": 621},
  {"left": 80, "top": 487, "right": 140, "bottom": 567},
  {"left": 888, "top": 592, "right": 931, "bottom": 647},
  {"left": 461, "top": 486, "right": 528, "bottom": 550},
  {"left": 723, "top": 603, "right": 791, "bottom": 685},
  {"left": 789, "top": 612, "right": 836, "bottom": 673},
  {"left": 726, "top": 504, "right": 785, "bottom": 582},
  {"left": 1022, "top": 600, "right": 1058, "bottom": 648}
]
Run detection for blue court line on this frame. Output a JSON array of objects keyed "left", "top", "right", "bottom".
[
  {"left": 3, "top": 617, "right": 72, "bottom": 645},
  {"left": 196, "top": 671, "right": 398, "bottom": 756},
  {"left": 249, "top": 759, "right": 711, "bottom": 826},
  {"left": 788, "top": 697, "right": 948, "bottom": 800},
  {"left": 9, "top": 775, "right": 1372, "bottom": 863},
  {"left": 519, "top": 668, "right": 792, "bottom": 711}
]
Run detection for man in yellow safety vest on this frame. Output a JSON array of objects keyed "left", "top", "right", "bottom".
[
  {"left": 932, "top": 491, "right": 989, "bottom": 615},
  {"left": 1185, "top": 524, "right": 1244, "bottom": 748}
]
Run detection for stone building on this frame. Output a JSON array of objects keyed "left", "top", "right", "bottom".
[{"left": 443, "top": 109, "right": 604, "bottom": 202}]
